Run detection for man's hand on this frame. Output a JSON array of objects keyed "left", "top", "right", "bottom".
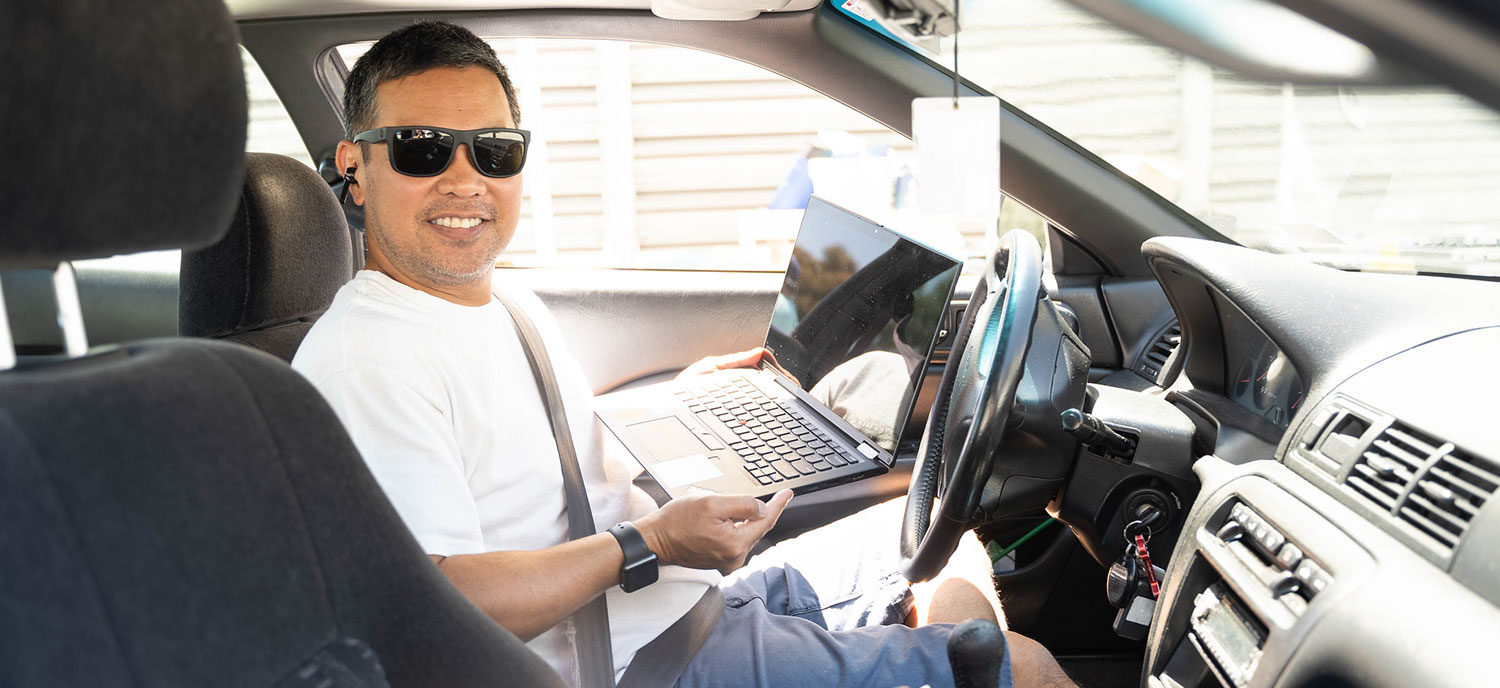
[
  {"left": 634, "top": 489, "right": 794, "bottom": 573},
  {"left": 675, "top": 347, "right": 767, "bottom": 380}
]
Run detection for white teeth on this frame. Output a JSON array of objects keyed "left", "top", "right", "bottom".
[{"left": 433, "top": 217, "right": 482, "bottom": 229}]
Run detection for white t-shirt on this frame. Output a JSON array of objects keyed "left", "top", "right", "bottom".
[{"left": 292, "top": 270, "right": 719, "bottom": 685}]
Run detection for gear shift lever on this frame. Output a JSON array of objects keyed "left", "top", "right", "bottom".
[{"left": 947, "top": 618, "right": 1008, "bottom": 688}]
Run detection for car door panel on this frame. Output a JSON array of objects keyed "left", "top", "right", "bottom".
[
  {"left": 1099, "top": 276, "right": 1177, "bottom": 378},
  {"left": 512, "top": 268, "right": 781, "bottom": 394},
  {"left": 1054, "top": 274, "right": 1122, "bottom": 375}
]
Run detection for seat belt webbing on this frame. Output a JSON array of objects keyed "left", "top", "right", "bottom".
[
  {"left": 496, "top": 286, "right": 725, "bottom": 688},
  {"left": 616, "top": 587, "right": 724, "bottom": 688},
  {"left": 495, "top": 288, "right": 615, "bottom": 688}
]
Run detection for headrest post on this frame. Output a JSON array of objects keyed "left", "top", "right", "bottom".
[
  {"left": 53, "top": 262, "right": 89, "bottom": 358},
  {"left": 0, "top": 278, "right": 15, "bottom": 371}
]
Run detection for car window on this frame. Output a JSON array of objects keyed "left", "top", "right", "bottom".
[
  {"left": 853, "top": 0, "right": 1500, "bottom": 277},
  {"left": 244, "top": 48, "right": 314, "bottom": 168},
  {"left": 339, "top": 38, "right": 1045, "bottom": 271}
]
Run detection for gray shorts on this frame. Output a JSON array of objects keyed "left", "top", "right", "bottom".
[{"left": 675, "top": 499, "right": 1013, "bottom": 688}]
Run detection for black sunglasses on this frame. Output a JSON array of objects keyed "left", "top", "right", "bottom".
[{"left": 351, "top": 126, "right": 530, "bottom": 178}]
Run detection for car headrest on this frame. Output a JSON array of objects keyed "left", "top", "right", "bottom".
[
  {"left": 180, "top": 153, "right": 355, "bottom": 339},
  {"left": 0, "top": 0, "right": 247, "bottom": 270}
]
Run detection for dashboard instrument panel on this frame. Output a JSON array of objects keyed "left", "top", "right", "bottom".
[{"left": 1218, "top": 294, "right": 1305, "bottom": 429}]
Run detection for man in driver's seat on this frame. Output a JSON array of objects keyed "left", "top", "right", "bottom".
[{"left": 292, "top": 20, "right": 1075, "bottom": 688}]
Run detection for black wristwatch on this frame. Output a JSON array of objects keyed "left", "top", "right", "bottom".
[{"left": 608, "top": 521, "right": 658, "bottom": 593}]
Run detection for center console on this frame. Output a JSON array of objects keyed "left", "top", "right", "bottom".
[{"left": 1143, "top": 460, "right": 1373, "bottom": 688}]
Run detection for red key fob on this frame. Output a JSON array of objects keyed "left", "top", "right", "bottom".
[{"left": 1134, "top": 533, "right": 1160, "bottom": 598}]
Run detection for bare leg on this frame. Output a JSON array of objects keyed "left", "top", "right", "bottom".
[
  {"left": 1006, "top": 631, "right": 1079, "bottom": 688},
  {"left": 898, "top": 499, "right": 1078, "bottom": 686}
]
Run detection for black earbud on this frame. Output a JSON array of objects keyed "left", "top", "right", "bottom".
[{"left": 338, "top": 166, "right": 358, "bottom": 204}]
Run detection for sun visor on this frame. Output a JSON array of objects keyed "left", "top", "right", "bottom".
[{"left": 651, "top": 0, "right": 819, "bottom": 21}]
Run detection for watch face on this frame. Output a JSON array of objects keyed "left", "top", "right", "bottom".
[
  {"left": 612, "top": 522, "right": 658, "bottom": 592},
  {"left": 621, "top": 554, "right": 658, "bottom": 592}
]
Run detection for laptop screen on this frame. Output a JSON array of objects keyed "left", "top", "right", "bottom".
[{"left": 762, "top": 197, "right": 962, "bottom": 453}]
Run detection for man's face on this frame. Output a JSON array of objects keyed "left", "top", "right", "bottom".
[{"left": 341, "top": 66, "right": 522, "bottom": 290}]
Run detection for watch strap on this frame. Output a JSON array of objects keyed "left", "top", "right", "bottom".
[{"left": 609, "top": 522, "right": 658, "bottom": 592}]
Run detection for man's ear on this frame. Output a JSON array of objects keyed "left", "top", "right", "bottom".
[{"left": 334, "top": 139, "right": 366, "bottom": 207}]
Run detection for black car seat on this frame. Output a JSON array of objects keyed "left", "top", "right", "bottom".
[
  {"left": 179, "top": 153, "right": 357, "bottom": 362},
  {"left": 0, "top": 0, "right": 564, "bottom": 686}
]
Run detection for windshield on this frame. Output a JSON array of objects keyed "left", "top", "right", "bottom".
[{"left": 843, "top": 0, "right": 1500, "bottom": 277}]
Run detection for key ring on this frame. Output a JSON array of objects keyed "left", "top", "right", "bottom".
[{"left": 1123, "top": 519, "right": 1152, "bottom": 543}]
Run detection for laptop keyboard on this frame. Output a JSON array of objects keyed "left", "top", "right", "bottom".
[{"left": 675, "top": 375, "right": 857, "bottom": 485}]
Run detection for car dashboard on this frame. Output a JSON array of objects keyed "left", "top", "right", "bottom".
[{"left": 1132, "top": 237, "right": 1500, "bottom": 688}]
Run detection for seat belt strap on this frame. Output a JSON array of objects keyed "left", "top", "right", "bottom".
[
  {"left": 494, "top": 287, "right": 615, "bottom": 688},
  {"left": 616, "top": 587, "right": 725, "bottom": 688}
]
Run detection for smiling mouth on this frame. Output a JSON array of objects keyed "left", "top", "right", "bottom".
[{"left": 431, "top": 216, "right": 485, "bottom": 229}]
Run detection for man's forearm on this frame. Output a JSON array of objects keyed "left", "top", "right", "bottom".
[
  {"left": 431, "top": 532, "right": 624, "bottom": 641},
  {"left": 430, "top": 490, "right": 792, "bottom": 641}
]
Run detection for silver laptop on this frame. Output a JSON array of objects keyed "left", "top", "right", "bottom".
[{"left": 596, "top": 196, "right": 961, "bottom": 499}]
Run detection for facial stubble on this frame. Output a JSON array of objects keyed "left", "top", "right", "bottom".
[{"left": 366, "top": 193, "right": 511, "bottom": 288}]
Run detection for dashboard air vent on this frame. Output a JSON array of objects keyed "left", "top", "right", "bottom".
[
  {"left": 1400, "top": 448, "right": 1498, "bottom": 549},
  {"left": 1341, "top": 418, "right": 1499, "bottom": 556},
  {"left": 1344, "top": 424, "right": 1433, "bottom": 511},
  {"left": 1136, "top": 320, "right": 1181, "bottom": 382}
]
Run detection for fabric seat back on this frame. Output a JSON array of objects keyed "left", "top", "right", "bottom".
[
  {"left": 180, "top": 153, "right": 358, "bottom": 362},
  {"left": 0, "top": 340, "right": 561, "bottom": 686},
  {"left": 0, "top": 0, "right": 564, "bottom": 685}
]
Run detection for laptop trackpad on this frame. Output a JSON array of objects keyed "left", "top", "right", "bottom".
[
  {"left": 630, "top": 416, "right": 708, "bottom": 460},
  {"left": 629, "top": 417, "right": 724, "bottom": 487}
]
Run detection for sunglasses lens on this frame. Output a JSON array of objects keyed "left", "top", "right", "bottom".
[
  {"left": 391, "top": 128, "right": 455, "bottom": 176},
  {"left": 473, "top": 132, "right": 527, "bottom": 177}
]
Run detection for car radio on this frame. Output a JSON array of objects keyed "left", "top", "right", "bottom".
[
  {"left": 1188, "top": 582, "right": 1266, "bottom": 688},
  {"left": 1148, "top": 577, "right": 1268, "bottom": 688}
]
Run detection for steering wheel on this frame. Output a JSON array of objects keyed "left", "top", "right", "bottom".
[{"left": 900, "top": 229, "right": 1044, "bottom": 582}]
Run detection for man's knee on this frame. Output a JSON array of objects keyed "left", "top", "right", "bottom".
[
  {"left": 910, "top": 529, "right": 1007, "bottom": 628},
  {"left": 921, "top": 578, "right": 998, "bottom": 625}
]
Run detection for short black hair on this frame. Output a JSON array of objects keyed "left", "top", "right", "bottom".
[{"left": 342, "top": 20, "right": 520, "bottom": 138}]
